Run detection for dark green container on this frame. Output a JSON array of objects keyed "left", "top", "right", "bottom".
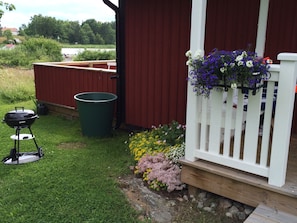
[{"left": 74, "top": 92, "right": 117, "bottom": 137}]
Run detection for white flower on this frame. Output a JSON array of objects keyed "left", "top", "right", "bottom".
[
  {"left": 235, "top": 55, "right": 243, "bottom": 62},
  {"left": 241, "top": 51, "right": 247, "bottom": 57},
  {"left": 231, "top": 83, "right": 237, "bottom": 89},
  {"left": 193, "top": 50, "right": 203, "bottom": 59},
  {"left": 245, "top": 60, "right": 254, "bottom": 68},
  {"left": 220, "top": 67, "right": 226, "bottom": 73},
  {"left": 246, "top": 60, "right": 253, "bottom": 68},
  {"left": 186, "top": 60, "right": 191, "bottom": 66},
  {"left": 185, "top": 50, "right": 191, "bottom": 57},
  {"left": 230, "top": 62, "right": 235, "bottom": 68},
  {"left": 237, "top": 61, "right": 244, "bottom": 66}
]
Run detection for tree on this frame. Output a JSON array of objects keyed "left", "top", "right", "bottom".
[
  {"left": 0, "top": 1, "right": 15, "bottom": 19},
  {"left": 22, "top": 14, "right": 116, "bottom": 45},
  {"left": 24, "top": 14, "right": 62, "bottom": 39},
  {"left": 79, "top": 23, "right": 95, "bottom": 44},
  {"left": 0, "top": 1, "right": 15, "bottom": 31},
  {"left": 83, "top": 19, "right": 100, "bottom": 34},
  {"left": 64, "top": 21, "right": 81, "bottom": 44},
  {"left": 99, "top": 22, "right": 115, "bottom": 44},
  {"left": 3, "top": 29, "right": 12, "bottom": 41}
]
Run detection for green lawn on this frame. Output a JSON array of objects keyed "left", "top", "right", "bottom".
[{"left": 0, "top": 101, "right": 140, "bottom": 223}]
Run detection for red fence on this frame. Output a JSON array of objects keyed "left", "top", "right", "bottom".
[{"left": 34, "top": 62, "right": 117, "bottom": 109}]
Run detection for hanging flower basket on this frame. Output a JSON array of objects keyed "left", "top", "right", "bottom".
[{"left": 186, "top": 49, "right": 271, "bottom": 97}]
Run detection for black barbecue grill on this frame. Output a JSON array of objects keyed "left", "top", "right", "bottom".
[{"left": 2, "top": 107, "right": 43, "bottom": 164}]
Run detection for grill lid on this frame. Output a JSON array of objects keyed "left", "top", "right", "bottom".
[{"left": 3, "top": 107, "right": 38, "bottom": 128}]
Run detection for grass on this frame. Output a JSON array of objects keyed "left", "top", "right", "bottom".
[
  {"left": 0, "top": 76, "right": 140, "bottom": 222},
  {"left": 0, "top": 68, "right": 35, "bottom": 103},
  {"left": 61, "top": 44, "right": 116, "bottom": 49}
]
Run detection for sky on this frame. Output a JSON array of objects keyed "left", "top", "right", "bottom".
[{"left": 1, "top": 0, "right": 118, "bottom": 29}]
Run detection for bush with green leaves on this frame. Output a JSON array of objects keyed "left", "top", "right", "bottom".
[
  {"left": 73, "top": 50, "right": 116, "bottom": 61},
  {"left": 128, "top": 121, "right": 186, "bottom": 192},
  {"left": 20, "top": 37, "right": 63, "bottom": 62},
  {"left": 0, "top": 37, "right": 63, "bottom": 68},
  {"left": 129, "top": 121, "right": 185, "bottom": 161}
]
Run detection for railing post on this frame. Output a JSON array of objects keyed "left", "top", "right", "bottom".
[
  {"left": 269, "top": 53, "right": 297, "bottom": 186},
  {"left": 185, "top": 0, "right": 207, "bottom": 161}
]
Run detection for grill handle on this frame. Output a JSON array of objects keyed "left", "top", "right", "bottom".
[{"left": 14, "top": 107, "right": 25, "bottom": 112}]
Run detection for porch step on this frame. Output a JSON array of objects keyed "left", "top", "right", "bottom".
[{"left": 244, "top": 204, "right": 297, "bottom": 223}]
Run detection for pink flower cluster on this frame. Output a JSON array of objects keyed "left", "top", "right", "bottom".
[{"left": 137, "top": 153, "right": 185, "bottom": 192}]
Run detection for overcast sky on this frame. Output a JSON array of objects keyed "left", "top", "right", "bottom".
[{"left": 1, "top": 0, "right": 118, "bottom": 29}]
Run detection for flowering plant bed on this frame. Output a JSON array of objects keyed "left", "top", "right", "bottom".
[
  {"left": 186, "top": 49, "right": 271, "bottom": 97},
  {"left": 128, "top": 121, "right": 186, "bottom": 192}
]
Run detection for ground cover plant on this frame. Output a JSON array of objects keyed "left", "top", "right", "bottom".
[{"left": 128, "top": 121, "right": 186, "bottom": 192}]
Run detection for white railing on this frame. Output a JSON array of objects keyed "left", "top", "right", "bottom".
[{"left": 185, "top": 53, "right": 297, "bottom": 187}]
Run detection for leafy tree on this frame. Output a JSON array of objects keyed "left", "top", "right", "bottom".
[
  {"left": 83, "top": 19, "right": 100, "bottom": 34},
  {"left": 25, "top": 14, "right": 62, "bottom": 39},
  {"left": 22, "top": 14, "right": 116, "bottom": 45},
  {"left": 0, "top": 1, "right": 15, "bottom": 19},
  {"left": 18, "top": 24, "right": 26, "bottom": 36},
  {"left": 3, "top": 29, "right": 12, "bottom": 41},
  {"left": 94, "top": 33, "right": 104, "bottom": 44},
  {"left": 79, "top": 23, "right": 95, "bottom": 44},
  {"left": 63, "top": 21, "right": 80, "bottom": 44},
  {"left": 99, "top": 22, "right": 115, "bottom": 44}
]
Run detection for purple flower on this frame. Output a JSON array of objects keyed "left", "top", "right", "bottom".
[{"left": 186, "top": 48, "right": 270, "bottom": 97}]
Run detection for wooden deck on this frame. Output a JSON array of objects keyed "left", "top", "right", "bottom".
[
  {"left": 180, "top": 135, "right": 297, "bottom": 216},
  {"left": 244, "top": 204, "right": 297, "bottom": 223}
]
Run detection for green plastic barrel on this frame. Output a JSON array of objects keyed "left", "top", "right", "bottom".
[{"left": 74, "top": 92, "right": 117, "bottom": 137}]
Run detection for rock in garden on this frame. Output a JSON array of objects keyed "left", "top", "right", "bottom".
[
  {"left": 198, "top": 192, "right": 207, "bottom": 200},
  {"left": 237, "top": 211, "right": 247, "bottom": 220},
  {"left": 229, "top": 205, "right": 240, "bottom": 215},
  {"left": 197, "top": 201, "right": 204, "bottom": 209},
  {"left": 219, "top": 198, "right": 232, "bottom": 209},
  {"left": 203, "top": 206, "right": 213, "bottom": 212}
]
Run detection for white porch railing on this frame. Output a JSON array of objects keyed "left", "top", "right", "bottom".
[{"left": 185, "top": 53, "right": 297, "bottom": 187}]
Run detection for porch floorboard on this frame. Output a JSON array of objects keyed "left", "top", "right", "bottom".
[{"left": 244, "top": 204, "right": 297, "bottom": 223}]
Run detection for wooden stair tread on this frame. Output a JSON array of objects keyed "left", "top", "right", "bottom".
[{"left": 244, "top": 204, "right": 297, "bottom": 223}]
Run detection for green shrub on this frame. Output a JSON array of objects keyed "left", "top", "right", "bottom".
[
  {"left": 20, "top": 37, "right": 63, "bottom": 62},
  {"left": 0, "top": 37, "right": 63, "bottom": 68},
  {"left": 73, "top": 50, "right": 115, "bottom": 61},
  {"left": 128, "top": 121, "right": 186, "bottom": 161}
]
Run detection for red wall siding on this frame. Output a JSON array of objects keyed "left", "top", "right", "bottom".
[
  {"left": 124, "top": 0, "right": 191, "bottom": 128},
  {"left": 265, "top": 0, "right": 297, "bottom": 62},
  {"left": 264, "top": 0, "right": 297, "bottom": 134},
  {"left": 34, "top": 65, "right": 117, "bottom": 108},
  {"left": 204, "top": 0, "right": 260, "bottom": 54}
]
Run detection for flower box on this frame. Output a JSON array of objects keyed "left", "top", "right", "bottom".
[
  {"left": 215, "top": 71, "right": 265, "bottom": 95},
  {"left": 186, "top": 49, "right": 271, "bottom": 97}
]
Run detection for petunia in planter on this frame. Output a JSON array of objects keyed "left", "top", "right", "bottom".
[{"left": 186, "top": 49, "right": 271, "bottom": 97}]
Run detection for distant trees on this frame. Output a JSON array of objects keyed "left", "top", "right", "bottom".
[{"left": 21, "top": 14, "right": 115, "bottom": 45}]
